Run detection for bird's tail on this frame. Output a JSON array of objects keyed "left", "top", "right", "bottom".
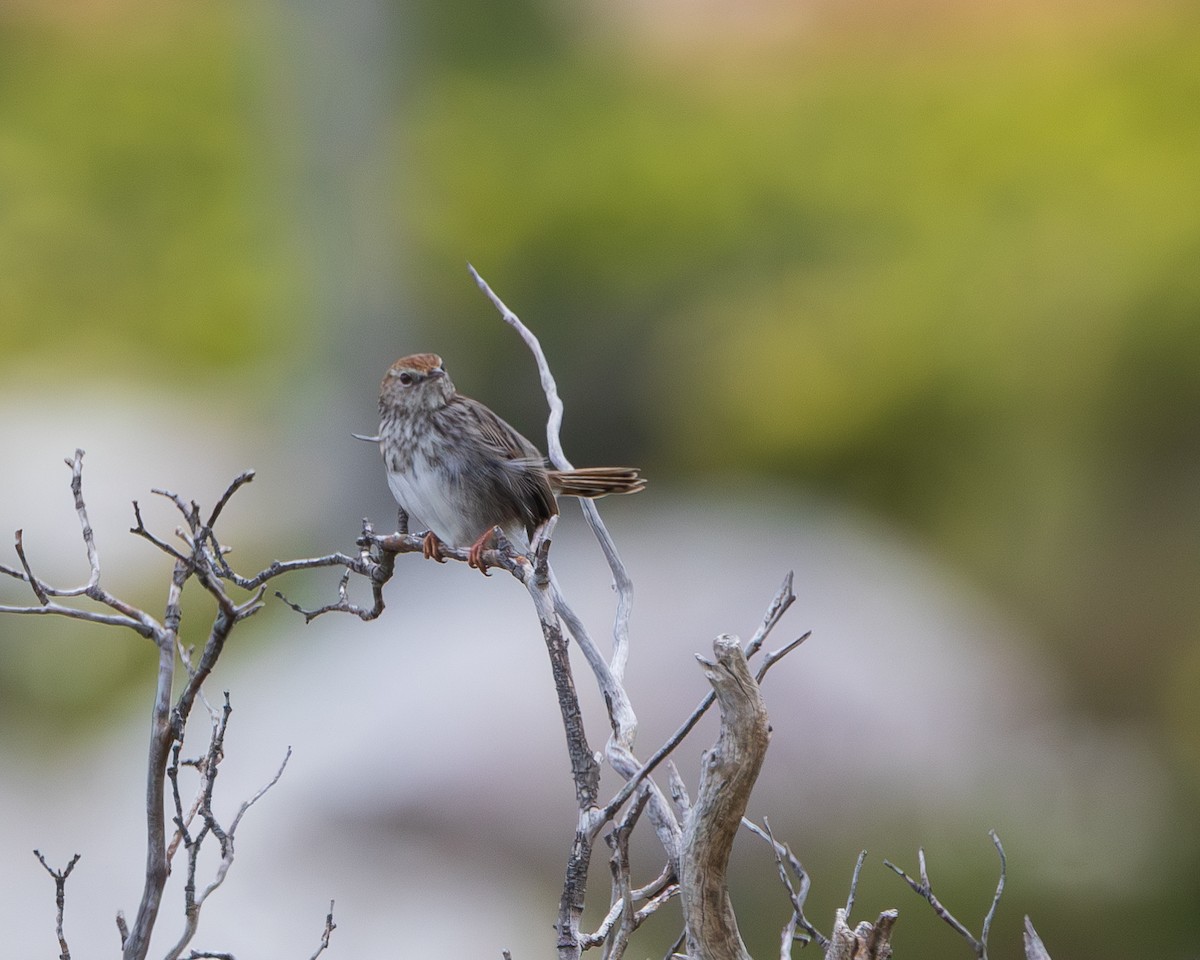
[{"left": 549, "top": 466, "right": 645, "bottom": 499}]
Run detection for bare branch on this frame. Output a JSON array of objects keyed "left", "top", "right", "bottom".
[
  {"left": 0, "top": 451, "right": 102, "bottom": 600},
  {"left": 667, "top": 761, "right": 690, "bottom": 819},
  {"left": 206, "top": 470, "right": 255, "bottom": 530},
  {"left": 981, "top": 830, "right": 1006, "bottom": 948},
  {"left": 1023, "top": 917, "right": 1053, "bottom": 960},
  {"left": 468, "top": 263, "right": 568, "bottom": 468},
  {"left": 884, "top": 832, "right": 1008, "bottom": 960},
  {"left": 588, "top": 797, "right": 679, "bottom": 956},
  {"left": 754, "top": 631, "right": 812, "bottom": 684},
  {"left": 232, "top": 545, "right": 384, "bottom": 590},
  {"left": 33, "top": 850, "right": 81, "bottom": 960},
  {"left": 174, "top": 900, "right": 332, "bottom": 960},
  {"left": 469, "top": 263, "right": 638, "bottom": 688},
  {"left": 845, "top": 849, "right": 868, "bottom": 918},
  {"left": 265, "top": 526, "right": 432, "bottom": 622},
  {"left": 0, "top": 456, "right": 158, "bottom": 636},
  {"left": 680, "top": 635, "right": 772, "bottom": 960},
  {"left": 601, "top": 573, "right": 798, "bottom": 823},
  {"left": 166, "top": 742, "right": 199, "bottom": 867},
  {"left": 530, "top": 575, "right": 602, "bottom": 959},
  {"left": 308, "top": 901, "right": 337, "bottom": 960},
  {"left": 467, "top": 271, "right": 651, "bottom": 871},
  {"left": 0, "top": 597, "right": 153, "bottom": 632},
  {"left": 599, "top": 791, "right": 647, "bottom": 959},
  {"left": 583, "top": 885, "right": 680, "bottom": 955},
  {"left": 825, "top": 907, "right": 897, "bottom": 960},
  {"left": 130, "top": 500, "right": 190, "bottom": 562},
  {"left": 746, "top": 570, "right": 797, "bottom": 658},
  {"left": 742, "top": 818, "right": 827, "bottom": 950},
  {"left": 122, "top": 563, "right": 185, "bottom": 960},
  {"left": 152, "top": 486, "right": 201, "bottom": 530},
  {"left": 162, "top": 695, "right": 293, "bottom": 960},
  {"left": 65, "top": 449, "right": 102, "bottom": 589},
  {"left": 229, "top": 745, "right": 292, "bottom": 835},
  {"left": 779, "top": 911, "right": 799, "bottom": 960},
  {"left": 14, "top": 529, "right": 51, "bottom": 604},
  {"left": 883, "top": 850, "right": 975, "bottom": 949}
]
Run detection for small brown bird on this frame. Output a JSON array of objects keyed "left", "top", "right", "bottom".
[{"left": 371, "top": 353, "right": 644, "bottom": 572}]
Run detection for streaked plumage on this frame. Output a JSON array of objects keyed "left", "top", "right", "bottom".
[{"left": 376, "top": 353, "right": 643, "bottom": 570}]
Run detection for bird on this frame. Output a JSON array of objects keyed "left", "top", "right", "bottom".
[{"left": 366, "top": 352, "right": 644, "bottom": 573}]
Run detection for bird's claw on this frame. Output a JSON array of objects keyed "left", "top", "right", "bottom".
[
  {"left": 467, "top": 527, "right": 502, "bottom": 576},
  {"left": 422, "top": 531, "right": 447, "bottom": 563}
]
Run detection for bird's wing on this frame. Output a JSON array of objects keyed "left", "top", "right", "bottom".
[
  {"left": 453, "top": 395, "right": 556, "bottom": 531},
  {"left": 456, "top": 396, "right": 545, "bottom": 466}
]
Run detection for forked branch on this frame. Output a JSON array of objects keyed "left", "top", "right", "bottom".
[
  {"left": 33, "top": 850, "right": 81, "bottom": 960},
  {"left": 2, "top": 453, "right": 333, "bottom": 960},
  {"left": 884, "top": 830, "right": 1007, "bottom": 960}
]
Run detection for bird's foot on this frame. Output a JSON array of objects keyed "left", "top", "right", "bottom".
[
  {"left": 422, "top": 531, "right": 447, "bottom": 563},
  {"left": 467, "top": 527, "right": 502, "bottom": 576}
]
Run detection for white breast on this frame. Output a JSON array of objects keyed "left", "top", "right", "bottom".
[{"left": 384, "top": 454, "right": 477, "bottom": 548}]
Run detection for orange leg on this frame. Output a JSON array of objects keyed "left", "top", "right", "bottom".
[
  {"left": 467, "top": 527, "right": 501, "bottom": 576},
  {"left": 422, "top": 531, "right": 447, "bottom": 563}
]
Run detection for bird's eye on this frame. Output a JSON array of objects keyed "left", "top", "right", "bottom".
[{"left": 398, "top": 372, "right": 414, "bottom": 385}]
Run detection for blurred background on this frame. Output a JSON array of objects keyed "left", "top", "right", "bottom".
[{"left": 1, "top": 0, "right": 1198, "bottom": 955}]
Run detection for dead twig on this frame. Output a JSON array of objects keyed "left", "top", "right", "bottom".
[
  {"left": 825, "top": 907, "right": 897, "bottom": 960},
  {"left": 309, "top": 901, "right": 338, "bottom": 960},
  {"left": 163, "top": 694, "right": 292, "bottom": 960},
  {"left": 680, "top": 636, "right": 772, "bottom": 960},
  {"left": 600, "top": 573, "right": 798, "bottom": 825},
  {"left": 742, "top": 818, "right": 828, "bottom": 952},
  {"left": 1, "top": 453, "right": 329, "bottom": 960},
  {"left": 33, "top": 850, "right": 81, "bottom": 960},
  {"left": 884, "top": 830, "right": 1006, "bottom": 960},
  {"left": 1023, "top": 916, "right": 1053, "bottom": 960}
]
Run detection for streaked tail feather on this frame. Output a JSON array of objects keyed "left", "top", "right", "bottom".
[{"left": 549, "top": 466, "right": 645, "bottom": 499}]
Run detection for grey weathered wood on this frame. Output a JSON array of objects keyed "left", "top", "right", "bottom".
[
  {"left": 1023, "top": 917, "right": 1053, "bottom": 960},
  {"left": 680, "top": 635, "right": 772, "bottom": 960},
  {"left": 825, "top": 907, "right": 897, "bottom": 960}
]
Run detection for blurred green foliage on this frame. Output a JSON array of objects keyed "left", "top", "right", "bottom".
[{"left": 0, "top": 1, "right": 289, "bottom": 376}]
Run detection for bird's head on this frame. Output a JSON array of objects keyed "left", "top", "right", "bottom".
[{"left": 380, "top": 353, "right": 456, "bottom": 412}]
